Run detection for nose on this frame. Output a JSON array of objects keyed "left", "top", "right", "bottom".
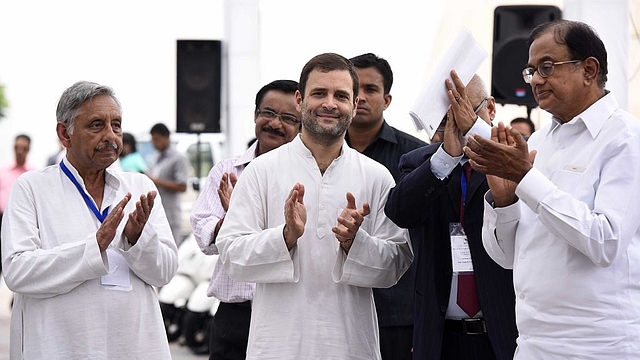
[
  {"left": 103, "top": 123, "right": 119, "bottom": 142},
  {"left": 267, "top": 116, "right": 284, "bottom": 128},
  {"left": 323, "top": 97, "right": 338, "bottom": 110},
  {"left": 529, "top": 70, "right": 545, "bottom": 87}
]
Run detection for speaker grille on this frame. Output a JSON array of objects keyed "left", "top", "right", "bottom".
[
  {"left": 491, "top": 6, "right": 561, "bottom": 108},
  {"left": 177, "top": 40, "right": 222, "bottom": 133}
]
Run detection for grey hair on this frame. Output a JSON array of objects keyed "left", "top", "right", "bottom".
[{"left": 56, "top": 81, "right": 121, "bottom": 134}]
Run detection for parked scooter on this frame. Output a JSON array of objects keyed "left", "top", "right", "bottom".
[
  {"left": 182, "top": 280, "right": 220, "bottom": 354},
  {"left": 157, "top": 233, "right": 217, "bottom": 344}
]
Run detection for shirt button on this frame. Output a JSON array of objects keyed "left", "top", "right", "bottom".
[
  {"left": 440, "top": 305, "right": 447, "bottom": 312},
  {"left": 520, "top": 253, "right": 526, "bottom": 259},
  {"left": 522, "top": 334, "right": 529, "bottom": 340},
  {"left": 519, "top": 293, "right": 525, "bottom": 299}
]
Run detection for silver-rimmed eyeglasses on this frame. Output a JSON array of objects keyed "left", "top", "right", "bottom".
[
  {"left": 257, "top": 109, "right": 300, "bottom": 126},
  {"left": 522, "top": 60, "right": 582, "bottom": 83}
]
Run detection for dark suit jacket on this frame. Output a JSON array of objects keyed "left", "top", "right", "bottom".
[{"left": 385, "top": 143, "right": 517, "bottom": 360}]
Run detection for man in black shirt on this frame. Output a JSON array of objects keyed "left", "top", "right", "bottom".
[{"left": 346, "top": 53, "right": 427, "bottom": 360}]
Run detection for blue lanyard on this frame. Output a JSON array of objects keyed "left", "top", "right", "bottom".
[
  {"left": 461, "top": 165, "right": 468, "bottom": 205},
  {"left": 60, "top": 160, "right": 109, "bottom": 223}
]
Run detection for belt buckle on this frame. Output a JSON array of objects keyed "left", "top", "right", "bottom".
[{"left": 461, "top": 318, "right": 486, "bottom": 335}]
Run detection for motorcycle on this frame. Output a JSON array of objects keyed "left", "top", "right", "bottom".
[{"left": 158, "top": 233, "right": 218, "bottom": 345}]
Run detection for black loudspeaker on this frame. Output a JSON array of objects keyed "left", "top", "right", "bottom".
[
  {"left": 177, "top": 40, "right": 222, "bottom": 133},
  {"left": 492, "top": 5, "right": 561, "bottom": 108}
]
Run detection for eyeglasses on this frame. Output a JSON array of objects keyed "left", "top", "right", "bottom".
[
  {"left": 473, "top": 97, "right": 488, "bottom": 115},
  {"left": 257, "top": 109, "right": 300, "bottom": 126},
  {"left": 435, "top": 98, "right": 489, "bottom": 134},
  {"left": 522, "top": 60, "right": 582, "bottom": 83}
]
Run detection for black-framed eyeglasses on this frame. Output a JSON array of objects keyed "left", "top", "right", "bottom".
[
  {"left": 257, "top": 109, "right": 300, "bottom": 126},
  {"left": 522, "top": 60, "right": 582, "bottom": 84}
]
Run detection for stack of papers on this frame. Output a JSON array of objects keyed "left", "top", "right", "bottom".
[{"left": 409, "top": 29, "right": 488, "bottom": 139}]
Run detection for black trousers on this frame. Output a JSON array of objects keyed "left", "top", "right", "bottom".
[
  {"left": 209, "top": 301, "right": 251, "bottom": 360},
  {"left": 379, "top": 325, "right": 413, "bottom": 360},
  {"left": 440, "top": 324, "right": 496, "bottom": 360}
]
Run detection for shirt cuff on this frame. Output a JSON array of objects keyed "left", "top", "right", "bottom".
[
  {"left": 431, "top": 144, "right": 462, "bottom": 180},
  {"left": 464, "top": 117, "right": 492, "bottom": 140},
  {"left": 515, "top": 167, "right": 556, "bottom": 214}
]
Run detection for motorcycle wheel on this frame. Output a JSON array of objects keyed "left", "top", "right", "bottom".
[
  {"left": 159, "top": 302, "right": 185, "bottom": 342},
  {"left": 182, "top": 309, "right": 213, "bottom": 354}
]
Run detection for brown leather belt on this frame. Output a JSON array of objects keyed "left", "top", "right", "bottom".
[{"left": 444, "top": 318, "right": 487, "bottom": 335}]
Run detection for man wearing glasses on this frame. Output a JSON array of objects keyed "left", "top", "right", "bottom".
[
  {"left": 385, "top": 72, "right": 517, "bottom": 360},
  {"left": 190, "top": 80, "right": 301, "bottom": 360},
  {"left": 466, "top": 20, "right": 640, "bottom": 358}
]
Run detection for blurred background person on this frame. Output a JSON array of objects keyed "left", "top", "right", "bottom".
[
  {"left": 509, "top": 117, "right": 535, "bottom": 137},
  {"left": 0, "top": 134, "right": 35, "bottom": 273},
  {"left": 120, "top": 132, "right": 148, "bottom": 173},
  {"left": 147, "top": 123, "right": 191, "bottom": 246}
]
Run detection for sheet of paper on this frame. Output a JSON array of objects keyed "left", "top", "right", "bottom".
[{"left": 409, "top": 29, "right": 488, "bottom": 139}]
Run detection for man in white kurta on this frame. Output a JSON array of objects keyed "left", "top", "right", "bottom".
[
  {"left": 217, "top": 53, "right": 413, "bottom": 360},
  {"left": 1, "top": 81, "right": 178, "bottom": 360},
  {"left": 465, "top": 20, "right": 640, "bottom": 359}
]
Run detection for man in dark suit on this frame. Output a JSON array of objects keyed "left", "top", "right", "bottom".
[{"left": 385, "top": 71, "right": 517, "bottom": 360}]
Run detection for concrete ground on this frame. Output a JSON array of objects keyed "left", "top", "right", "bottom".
[{"left": 0, "top": 278, "right": 206, "bottom": 360}]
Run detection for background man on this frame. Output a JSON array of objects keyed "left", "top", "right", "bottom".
[
  {"left": 509, "top": 117, "right": 535, "bottom": 137},
  {"left": 465, "top": 20, "right": 640, "bottom": 358},
  {"left": 346, "top": 52, "right": 427, "bottom": 360},
  {"left": 1, "top": 81, "right": 178, "bottom": 359},
  {"left": 147, "top": 123, "right": 191, "bottom": 245},
  {"left": 190, "top": 79, "right": 301, "bottom": 360},
  {"left": 217, "top": 53, "right": 413, "bottom": 359},
  {"left": 386, "top": 72, "right": 517, "bottom": 360},
  {"left": 0, "top": 134, "right": 35, "bottom": 273}
]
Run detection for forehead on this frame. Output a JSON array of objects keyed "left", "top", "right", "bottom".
[
  {"left": 355, "top": 67, "right": 383, "bottom": 85},
  {"left": 259, "top": 90, "right": 297, "bottom": 109},
  {"left": 77, "top": 95, "right": 121, "bottom": 119},
  {"left": 528, "top": 32, "right": 570, "bottom": 65},
  {"left": 305, "top": 69, "right": 354, "bottom": 96}
]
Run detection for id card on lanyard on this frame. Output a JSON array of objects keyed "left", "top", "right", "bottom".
[
  {"left": 60, "top": 161, "right": 132, "bottom": 290},
  {"left": 451, "top": 165, "right": 474, "bottom": 273}
]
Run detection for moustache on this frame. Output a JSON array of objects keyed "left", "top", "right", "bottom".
[
  {"left": 261, "top": 126, "right": 285, "bottom": 137},
  {"left": 95, "top": 142, "right": 119, "bottom": 151}
]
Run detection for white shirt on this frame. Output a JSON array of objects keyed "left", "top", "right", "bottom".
[
  {"left": 482, "top": 93, "right": 640, "bottom": 359},
  {"left": 190, "top": 141, "right": 257, "bottom": 302},
  {"left": 217, "top": 135, "right": 413, "bottom": 360},
  {"left": 1, "top": 158, "right": 179, "bottom": 360}
]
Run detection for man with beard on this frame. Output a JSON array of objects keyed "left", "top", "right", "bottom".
[
  {"left": 1, "top": 81, "right": 178, "bottom": 359},
  {"left": 216, "top": 53, "right": 413, "bottom": 360},
  {"left": 346, "top": 53, "right": 427, "bottom": 360},
  {"left": 191, "top": 79, "right": 301, "bottom": 360}
]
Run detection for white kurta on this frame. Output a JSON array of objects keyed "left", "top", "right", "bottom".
[
  {"left": 217, "top": 136, "right": 413, "bottom": 360},
  {"left": 1, "top": 158, "right": 178, "bottom": 360},
  {"left": 482, "top": 93, "right": 640, "bottom": 359}
]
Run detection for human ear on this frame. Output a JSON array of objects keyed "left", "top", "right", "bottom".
[{"left": 583, "top": 57, "right": 600, "bottom": 84}]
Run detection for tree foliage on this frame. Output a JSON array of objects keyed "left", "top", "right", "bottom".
[{"left": 0, "top": 82, "right": 7, "bottom": 119}]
